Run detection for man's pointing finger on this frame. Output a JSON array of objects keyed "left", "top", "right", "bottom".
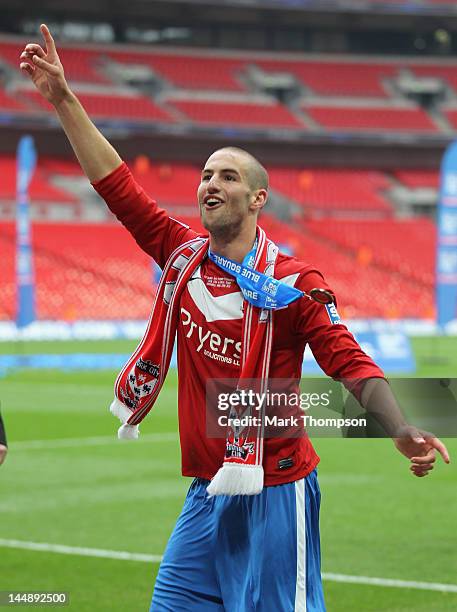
[{"left": 40, "top": 23, "right": 57, "bottom": 55}]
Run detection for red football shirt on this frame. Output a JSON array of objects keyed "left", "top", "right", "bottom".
[{"left": 93, "top": 162, "right": 384, "bottom": 485}]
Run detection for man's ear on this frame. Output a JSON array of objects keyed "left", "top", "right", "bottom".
[{"left": 250, "top": 189, "right": 268, "bottom": 212}]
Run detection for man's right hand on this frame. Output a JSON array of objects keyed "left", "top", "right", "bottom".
[
  {"left": 19, "top": 23, "right": 122, "bottom": 182},
  {"left": 20, "top": 23, "right": 71, "bottom": 107}
]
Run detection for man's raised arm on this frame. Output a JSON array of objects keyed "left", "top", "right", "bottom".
[
  {"left": 19, "top": 24, "right": 198, "bottom": 266},
  {"left": 20, "top": 24, "right": 121, "bottom": 183}
]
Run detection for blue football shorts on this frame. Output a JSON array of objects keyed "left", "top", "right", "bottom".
[{"left": 150, "top": 469, "right": 326, "bottom": 611}]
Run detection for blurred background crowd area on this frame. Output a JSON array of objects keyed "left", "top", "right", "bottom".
[{"left": 1, "top": 0, "right": 457, "bottom": 321}]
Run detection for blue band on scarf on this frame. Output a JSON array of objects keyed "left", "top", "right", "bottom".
[{"left": 208, "top": 243, "right": 304, "bottom": 310}]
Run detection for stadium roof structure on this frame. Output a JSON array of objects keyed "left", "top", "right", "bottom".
[
  {"left": 2, "top": 0, "right": 457, "bottom": 30},
  {"left": 161, "top": 0, "right": 457, "bottom": 14}
]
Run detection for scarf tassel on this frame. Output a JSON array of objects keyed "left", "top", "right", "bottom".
[
  {"left": 110, "top": 397, "right": 140, "bottom": 439},
  {"left": 207, "top": 463, "right": 264, "bottom": 497}
]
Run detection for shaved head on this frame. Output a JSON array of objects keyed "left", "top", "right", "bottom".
[
  {"left": 211, "top": 147, "right": 269, "bottom": 192},
  {"left": 198, "top": 146, "right": 269, "bottom": 241}
]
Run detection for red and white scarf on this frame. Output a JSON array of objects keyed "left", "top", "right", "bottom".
[{"left": 110, "top": 227, "right": 277, "bottom": 496}]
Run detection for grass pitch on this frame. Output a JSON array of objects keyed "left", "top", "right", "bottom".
[{"left": 0, "top": 337, "right": 456, "bottom": 611}]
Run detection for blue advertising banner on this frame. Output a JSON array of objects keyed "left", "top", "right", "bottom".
[
  {"left": 437, "top": 140, "right": 457, "bottom": 328},
  {"left": 16, "top": 136, "right": 37, "bottom": 328}
]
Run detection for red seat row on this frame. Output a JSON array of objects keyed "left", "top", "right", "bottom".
[
  {"left": 3, "top": 37, "right": 457, "bottom": 98},
  {"left": 303, "top": 106, "right": 438, "bottom": 132}
]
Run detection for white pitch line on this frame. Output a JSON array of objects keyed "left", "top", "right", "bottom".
[
  {"left": 322, "top": 572, "right": 457, "bottom": 593},
  {"left": 11, "top": 432, "right": 179, "bottom": 450},
  {"left": 1, "top": 539, "right": 457, "bottom": 594},
  {"left": 0, "top": 539, "right": 162, "bottom": 563}
]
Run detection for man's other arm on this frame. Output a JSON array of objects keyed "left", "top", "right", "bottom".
[{"left": 295, "top": 269, "right": 450, "bottom": 476}]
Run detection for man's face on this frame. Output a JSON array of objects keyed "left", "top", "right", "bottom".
[{"left": 197, "top": 151, "right": 257, "bottom": 238}]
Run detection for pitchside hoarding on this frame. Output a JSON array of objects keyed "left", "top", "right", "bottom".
[
  {"left": 16, "top": 136, "right": 36, "bottom": 328},
  {"left": 437, "top": 140, "right": 457, "bottom": 329}
]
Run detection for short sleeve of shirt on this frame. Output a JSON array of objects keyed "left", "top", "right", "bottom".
[{"left": 92, "top": 162, "right": 199, "bottom": 268}]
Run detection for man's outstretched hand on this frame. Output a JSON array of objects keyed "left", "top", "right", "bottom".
[
  {"left": 393, "top": 425, "right": 450, "bottom": 477},
  {"left": 19, "top": 24, "right": 70, "bottom": 107}
]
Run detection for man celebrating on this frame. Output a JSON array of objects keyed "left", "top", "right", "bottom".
[{"left": 20, "top": 25, "right": 449, "bottom": 612}]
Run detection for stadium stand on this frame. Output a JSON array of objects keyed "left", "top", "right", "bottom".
[
  {"left": 0, "top": 155, "right": 396, "bottom": 217},
  {"left": 442, "top": 109, "right": 457, "bottom": 132},
  {"left": 259, "top": 215, "right": 433, "bottom": 319},
  {"left": 304, "top": 106, "right": 440, "bottom": 133},
  {"left": 256, "top": 59, "right": 397, "bottom": 97},
  {"left": 0, "top": 88, "right": 28, "bottom": 112},
  {"left": 0, "top": 41, "right": 110, "bottom": 84},
  {"left": 0, "top": 156, "right": 78, "bottom": 204},
  {"left": 305, "top": 218, "right": 435, "bottom": 286},
  {"left": 20, "top": 89, "right": 175, "bottom": 122},
  {"left": 106, "top": 50, "right": 248, "bottom": 91},
  {"left": 167, "top": 98, "right": 304, "bottom": 129},
  {"left": 0, "top": 211, "right": 434, "bottom": 320},
  {"left": 409, "top": 64, "right": 457, "bottom": 93},
  {"left": 0, "top": 32, "right": 441, "bottom": 321},
  {"left": 129, "top": 159, "right": 200, "bottom": 207},
  {"left": 39, "top": 158, "right": 86, "bottom": 176},
  {"left": 0, "top": 222, "right": 153, "bottom": 320},
  {"left": 267, "top": 168, "right": 392, "bottom": 214},
  {"left": 394, "top": 169, "right": 440, "bottom": 189},
  {"left": 2, "top": 38, "right": 457, "bottom": 137}
]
